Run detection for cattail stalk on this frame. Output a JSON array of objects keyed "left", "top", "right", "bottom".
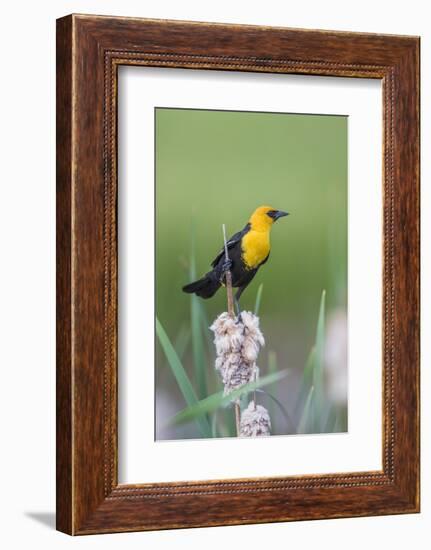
[
  {"left": 222, "top": 224, "right": 240, "bottom": 435},
  {"left": 210, "top": 224, "right": 271, "bottom": 438},
  {"left": 222, "top": 224, "right": 235, "bottom": 319}
]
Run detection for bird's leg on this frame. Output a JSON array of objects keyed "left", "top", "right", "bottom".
[{"left": 234, "top": 298, "right": 242, "bottom": 318}]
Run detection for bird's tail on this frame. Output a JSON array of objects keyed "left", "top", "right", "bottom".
[{"left": 182, "top": 274, "right": 221, "bottom": 299}]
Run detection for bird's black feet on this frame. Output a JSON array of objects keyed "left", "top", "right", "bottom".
[
  {"left": 222, "top": 258, "right": 232, "bottom": 272},
  {"left": 219, "top": 259, "right": 233, "bottom": 282}
]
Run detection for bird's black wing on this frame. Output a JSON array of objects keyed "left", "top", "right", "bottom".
[{"left": 211, "top": 223, "right": 251, "bottom": 268}]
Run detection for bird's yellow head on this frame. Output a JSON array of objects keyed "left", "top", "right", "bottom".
[{"left": 248, "top": 205, "right": 289, "bottom": 232}]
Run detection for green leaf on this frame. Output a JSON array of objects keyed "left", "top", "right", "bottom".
[
  {"left": 295, "top": 346, "right": 315, "bottom": 414},
  {"left": 297, "top": 385, "right": 314, "bottom": 434},
  {"left": 266, "top": 350, "right": 278, "bottom": 430},
  {"left": 189, "top": 227, "right": 208, "bottom": 400},
  {"left": 254, "top": 283, "right": 264, "bottom": 316},
  {"left": 295, "top": 290, "right": 326, "bottom": 432},
  {"left": 312, "top": 290, "right": 326, "bottom": 430},
  {"left": 156, "top": 317, "right": 211, "bottom": 437},
  {"left": 191, "top": 295, "right": 208, "bottom": 399},
  {"left": 174, "top": 325, "right": 191, "bottom": 360},
  {"left": 169, "top": 370, "right": 288, "bottom": 426}
]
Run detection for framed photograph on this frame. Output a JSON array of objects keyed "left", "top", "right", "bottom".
[{"left": 56, "top": 14, "right": 420, "bottom": 534}]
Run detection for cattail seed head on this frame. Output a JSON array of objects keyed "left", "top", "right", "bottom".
[
  {"left": 240, "top": 402, "right": 271, "bottom": 437},
  {"left": 210, "top": 311, "right": 264, "bottom": 397}
]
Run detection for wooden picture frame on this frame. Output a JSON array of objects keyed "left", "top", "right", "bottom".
[{"left": 56, "top": 14, "right": 420, "bottom": 535}]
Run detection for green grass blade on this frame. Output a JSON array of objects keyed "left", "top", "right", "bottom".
[
  {"left": 295, "top": 291, "right": 326, "bottom": 430},
  {"left": 189, "top": 228, "right": 208, "bottom": 400},
  {"left": 297, "top": 385, "right": 314, "bottom": 434},
  {"left": 314, "top": 290, "right": 326, "bottom": 382},
  {"left": 156, "top": 317, "right": 211, "bottom": 437},
  {"left": 266, "top": 350, "right": 278, "bottom": 430},
  {"left": 198, "top": 299, "right": 220, "bottom": 391},
  {"left": 312, "top": 290, "right": 326, "bottom": 430},
  {"left": 254, "top": 283, "right": 264, "bottom": 316},
  {"left": 295, "top": 346, "right": 315, "bottom": 414},
  {"left": 303, "top": 346, "right": 316, "bottom": 387},
  {"left": 174, "top": 325, "right": 191, "bottom": 360},
  {"left": 191, "top": 295, "right": 208, "bottom": 399},
  {"left": 170, "top": 370, "right": 288, "bottom": 426}
]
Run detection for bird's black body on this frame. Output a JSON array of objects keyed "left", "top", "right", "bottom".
[{"left": 182, "top": 223, "right": 266, "bottom": 304}]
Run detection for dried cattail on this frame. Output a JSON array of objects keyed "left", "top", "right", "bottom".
[
  {"left": 240, "top": 401, "right": 271, "bottom": 437},
  {"left": 210, "top": 311, "right": 264, "bottom": 397},
  {"left": 240, "top": 311, "right": 265, "bottom": 363}
]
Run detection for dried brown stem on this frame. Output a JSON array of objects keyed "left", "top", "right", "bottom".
[
  {"left": 254, "top": 369, "right": 257, "bottom": 410},
  {"left": 222, "top": 224, "right": 240, "bottom": 435},
  {"left": 235, "top": 402, "right": 241, "bottom": 436},
  {"left": 222, "top": 224, "right": 235, "bottom": 319}
]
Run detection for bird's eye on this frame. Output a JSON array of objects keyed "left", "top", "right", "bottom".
[{"left": 267, "top": 210, "right": 277, "bottom": 219}]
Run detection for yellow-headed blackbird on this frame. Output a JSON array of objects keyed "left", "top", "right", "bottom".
[{"left": 183, "top": 205, "right": 289, "bottom": 312}]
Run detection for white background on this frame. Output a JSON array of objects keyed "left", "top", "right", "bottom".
[
  {"left": 0, "top": 1, "right": 428, "bottom": 549},
  {"left": 119, "top": 68, "right": 382, "bottom": 483}
]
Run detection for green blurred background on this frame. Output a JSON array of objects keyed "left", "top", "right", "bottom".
[{"left": 155, "top": 107, "right": 348, "bottom": 440}]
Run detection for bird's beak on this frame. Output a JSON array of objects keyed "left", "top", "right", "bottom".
[{"left": 274, "top": 210, "right": 289, "bottom": 220}]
